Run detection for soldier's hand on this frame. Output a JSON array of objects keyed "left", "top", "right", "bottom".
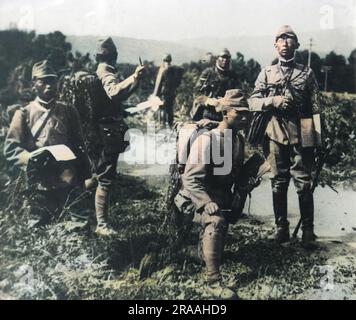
[
  {"left": 134, "top": 65, "right": 145, "bottom": 80},
  {"left": 281, "top": 95, "right": 294, "bottom": 111},
  {"left": 272, "top": 95, "right": 293, "bottom": 111},
  {"left": 205, "top": 97, "right": 219, "bottom": 107},
  {"left": 205, "top": 202, "right": 219, "bottom": 215},
  {"left": 196, "top": 118, "right": 212, "bottom": 128},
  {"left": 271, "top": 96, "right": 284, "bottom": 109}
]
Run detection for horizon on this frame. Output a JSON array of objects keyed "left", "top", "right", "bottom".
[{"left": 0, "top": 0, "right": 355, "bottom": 42}]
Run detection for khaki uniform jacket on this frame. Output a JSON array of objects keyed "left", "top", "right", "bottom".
[
  {"left": 191, "top": 66, "right": 240, "bottom": 121},
  {"left": 95, "top": 62, "right": 138, "bottom": 119},
  {"left": 249, "top": 62, "right": 322, "bottom": 146},
  {"left": 153, "top": 64, "right": 183, "bottom": 99},
  {"left": 4, "top": 98, "right": 91, "bottom": 182},
  {"left": 181, "top": 129, "right": 244, "bottom": 212}
]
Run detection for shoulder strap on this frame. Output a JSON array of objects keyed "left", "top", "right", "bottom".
[{"left": 32, "top": 104, "right": 56, "bottom": 142}]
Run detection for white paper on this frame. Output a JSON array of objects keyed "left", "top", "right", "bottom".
[{"left": 31, "top": 144, "right": 76, "bottom": 161}]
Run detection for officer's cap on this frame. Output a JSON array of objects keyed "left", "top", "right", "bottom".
[
  {"left": 32, "top": 60, "right": 58, "bottom": 80},
  {"left": 219, "top": 89, "right": 249, "bottom": 112},
  {"left": 96, "top": 37, "right": 117, "bottom": 55},
  {"left": 275, "top": 25, "right": 298, "bottom": 42}
]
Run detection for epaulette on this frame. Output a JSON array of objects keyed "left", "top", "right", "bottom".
[{"left": 265, "top": 65, "right": 275, "bottom": 73}]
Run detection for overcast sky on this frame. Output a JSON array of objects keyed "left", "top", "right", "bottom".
[{"left": 0, "top": 0, "right": 355, "bottom": 40}]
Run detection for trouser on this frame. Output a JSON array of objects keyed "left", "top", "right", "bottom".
[
  {"left": 174, "top": 190, "right": 231, "bottom": 280},
  {"left": 160, "top": 97, "right": 174, "bottom": 127},
  {"left": 264, "top": 139, "right": 315, "bottom": 230},
  {"left": 199, "top": 212, "right": 229, "bottom": 282}
]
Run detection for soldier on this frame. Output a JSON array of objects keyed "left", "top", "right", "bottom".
[
  {"left": 191, "top": 48, "right": 240, "bottom": 122},
  {"left": 153, "top": 53, "right": 183, "bottom": 128},
  {"left": 249, "top": 25, "right": 322, "bottom": 249},
  {"left": 4, "top": 60, "right": 90, "bottom": 227},
  {"left": 88, "top": 37, "right": 145, "bottom": 236},
  {"left": 175, "top": 90, "right": 250, "bottom": 299}
]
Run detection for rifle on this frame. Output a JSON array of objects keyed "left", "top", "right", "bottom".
[
  {"left": 292, "top": 146, "right": 337, "bottom": 238},
  {"left": 229, "top": 153, "right": 271, "bottom": 224}
]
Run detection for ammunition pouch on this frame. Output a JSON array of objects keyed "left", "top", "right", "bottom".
[{"left": 98, "top": 118, "right": 130, "bottom": 155}]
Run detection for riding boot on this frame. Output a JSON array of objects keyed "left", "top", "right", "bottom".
[
  {"left": 272, "top": 191, "right": 290, "bottom": 243},
  {"left": 299, "top": 192, "right": 316, "bottom": 249}
]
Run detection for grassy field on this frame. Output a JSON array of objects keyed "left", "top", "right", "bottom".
[{"left": 1, "top": 168, "right": 356, "bottom": 300}]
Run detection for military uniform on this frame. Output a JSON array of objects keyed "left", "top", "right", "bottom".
[
  {"left": 249, "top": 25, "right": 322, "bottom": 245},
  {"left": 4, "top": 60, "right": 90, "bottom": 225},
  {"left": 153, "top": 54, "right": 183, "bottom": 127},
  {"left": 174, "top": 90, "right": 249, "bottom": 300},
  {"left": 191, "top": 49, "right": 240, "bottom": 121},
  {"left": 93, "top": 61, "right": 137, "bottom": 186},
  {"left": 90, "top": 37, "right": 143, "bottom": 235}
]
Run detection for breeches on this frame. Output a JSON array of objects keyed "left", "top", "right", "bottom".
[{"left": 264, "top": 139, "right": 314, "bottom": 195}]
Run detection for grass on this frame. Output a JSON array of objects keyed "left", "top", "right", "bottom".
[{"left": 1, "top": 168, "right": 356, "bottom": 300}]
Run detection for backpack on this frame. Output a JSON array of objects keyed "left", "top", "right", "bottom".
[{"left": 165, "top": 120, "right": 219, "bottom": 211}]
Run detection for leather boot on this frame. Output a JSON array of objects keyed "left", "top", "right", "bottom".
[
  {"left": 299, "top": 192, "right": 316, "bottom": 249},
  {"left": 272, "top": 191, "right": 290, "bottom": 243},
  {"left": 95, "top": 186, "right": 117, "bottom": 236}
]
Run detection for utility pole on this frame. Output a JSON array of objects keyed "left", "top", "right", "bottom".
[
  {"left": 321, "top": 65, "right": 332, "bottom": 92},
  {"left": 307, "top": 38, "right": 313, "bottom": 68}
]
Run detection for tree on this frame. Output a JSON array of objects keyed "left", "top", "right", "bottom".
[
  {"left": 323, "top": 51, "right": 350, "bottom": 92},
  {"left": 295, "top": 50, "right": 323, "bottom": 87}
]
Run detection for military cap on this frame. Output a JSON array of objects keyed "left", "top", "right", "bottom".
[
  {"left": 275, "top": 25, "right": 298, "bottom": 42},
  {"left": 218, "top": 89, "right": 249, "bottom": 112},
  {"left": 32, "top": 60, "right": 57, "bottom": 80},
  {"left": 218, "top": 48, "right": 231, "bottom": 58},
  {"left": 96, "top": 37, "right": 117, "bottom": 55},
  {"left": 163, "top": 53, "right": 172, "bottom": 62}
]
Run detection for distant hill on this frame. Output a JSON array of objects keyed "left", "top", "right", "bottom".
[
  {"left": 175, "top": 27, "right": 356, "bottom": 66},
  {"left": 68, "top": 27, "right": 356, "bottom": 66},
  {"left": 67, "top": 35, "right": 206, "bottom": 65}
]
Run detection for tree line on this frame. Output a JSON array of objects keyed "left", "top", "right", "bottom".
[{"left": 0, "top": 29, "right": 355, "bottom": 110}]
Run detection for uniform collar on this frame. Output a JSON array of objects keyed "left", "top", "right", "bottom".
[
  {"left": 35, "top": 97, "right": 56, "bottom": 109},
  {"left": 278, "top": 57, "right": 295, "bottom": 68}
]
